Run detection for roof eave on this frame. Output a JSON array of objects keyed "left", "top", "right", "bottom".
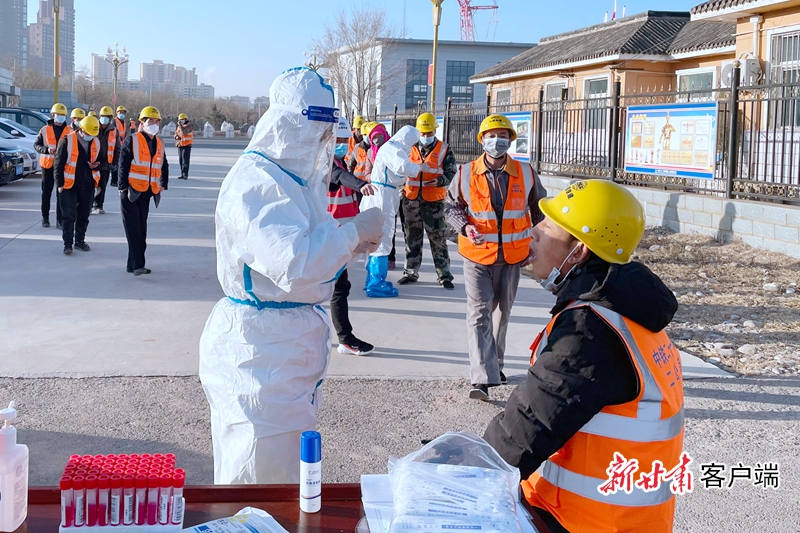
[
  {"left": 471, "top": 53, "right": 673, "bottom": 84},
  {"left": 690, "top": 0, "right": 785, "bottom": 21},
  {"left": 669, "top": 43, "right": 736, "bottom": 58}
]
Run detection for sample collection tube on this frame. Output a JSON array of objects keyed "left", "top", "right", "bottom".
[{"left": 59, "top": 453, "right": 185, "bottom": 529}]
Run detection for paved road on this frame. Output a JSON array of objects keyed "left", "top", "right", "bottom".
[{"left": 2, "top": 138, "right": 789, "bottom": 532}]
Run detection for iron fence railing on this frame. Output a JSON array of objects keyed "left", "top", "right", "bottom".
[{"left": 374, "top": 67, "right": 800, "bottom": 204}]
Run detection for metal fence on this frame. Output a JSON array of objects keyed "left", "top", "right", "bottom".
[{"left": 375, "top": 65, "right": 800, "bottom": 204}]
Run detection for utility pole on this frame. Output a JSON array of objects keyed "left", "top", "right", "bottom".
[
  {"left": 53, "top": 0, "right": 61, "bottom": 104},
  {"left": 104, "top": 43, "right": 129, "bottom": 107},
  {"left": 430, "top": 0, "right": 445, "bottom": 108}
]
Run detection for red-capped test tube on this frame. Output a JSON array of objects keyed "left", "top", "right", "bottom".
[
  {"left": 98, "top": 475, "right": 110, "bottom": 526},
  {"left": 171, "top": 474, "right": 185, "bottom": 525},
  {"left": 123, "top": 475, "right": 136, "bottom": 525},
  {"left": 85, "top": 475, "right": 98, "bottom": 527},
  {"left": 146, "top": 475, "right": 160, "bottom": 525},
  {"left": 110, "top": 475, "right": 123, "bottom": 525},
  {"left": 60, "top": 477, "right": 74, "bottom": 528},
  {"left": 135, "top": 475, "right": 148, "bottom": 525},
  {"left": 73, "top": 476, "right": 86, "bottom": 527},
  {"left": 158, "top": 474, "right": 172, "bottom": 524}
]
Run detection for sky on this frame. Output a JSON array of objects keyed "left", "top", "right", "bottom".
[{"left": 30, "top": 0, "right": 701, "bottom": 99}]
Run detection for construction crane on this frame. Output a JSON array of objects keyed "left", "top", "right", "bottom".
[{"left": 458, "top": 0, "right": 499, "bottom": 42}]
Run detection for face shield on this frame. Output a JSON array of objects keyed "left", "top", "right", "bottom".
[{"left": 246, "top": 67, "right": 339, "bottom": 192}]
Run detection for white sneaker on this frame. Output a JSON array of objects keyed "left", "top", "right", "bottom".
[{"left": 91, "top": 208, "right": 100, "bottom": 215}]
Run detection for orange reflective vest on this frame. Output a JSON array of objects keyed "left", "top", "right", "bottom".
[
  {"left": 327, "top": 158, "right": 359, "bottom": 220},
  {"left": 406, "top": 140, "right": 448, "bottom": 202},
  {"left": 457, "top": 157, "right": 533, "bottom": 265},
  {"left": 128, "top": 132, "right": 164, "bottom": 194},
  {"left": 352, "top": 145, "right": 369, "bottom": 182},
  {"left": 129, "top": 119, "right": 137, "bottom": 133},
  {"left": 345, "top": 137, "right": 356, "bottom": 165},
  {"left": 115, "top": 117, "right": 127, "bottom": 141},
  {"left": 176, "top": 124, "right": 193, "bottom": 147},
  {"left": 38, "top": 124, "right": 70, "bottom": 169},
  {"left": 62, "top": 132, "right": 101, "bottom": 189},
  {"left": 104, "top": 127, "right": 117, "bottom": 165},
  {"left": 524, "top": 301, "right": 684, "bottom": 533}
]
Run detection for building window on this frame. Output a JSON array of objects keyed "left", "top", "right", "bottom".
[
  {"left": 584, "top": 77, "right": 609, "bottom": 130},
  {"left": 494, "top": 89, "right": 512, "bottom": 108},
  {"left": 677, "top": 69, "right": 715, "bottom": 102},
  {"left": 544, "top": 81, "right": 569, "bottom": 131},
  {"left": 406, "top": 59, "right": 429, "bottom": 110},
  {"left": 770, "top": 30, "right": 800, "bottom": 127},
  {"left": 445, "top": 61, "right": 475, "bottom": 104}
]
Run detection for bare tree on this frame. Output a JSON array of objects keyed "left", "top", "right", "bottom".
[{"left": 312, "top": 5, "right": 405, "bottom": 117}]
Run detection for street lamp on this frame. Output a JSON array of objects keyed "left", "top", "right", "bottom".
[
  {"left": 430, "top": 0, "right": 445, "bottom": 109},
  {"left": 53, "top": 0, "right": 61, "bottom": 104},
  {"left": 104, "top": 43, "right": 129, "bottom": 107}
]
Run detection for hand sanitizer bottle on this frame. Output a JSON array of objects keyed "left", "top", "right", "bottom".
[{"left": 0, "top": 402, "right": 29, "bottom": 532}]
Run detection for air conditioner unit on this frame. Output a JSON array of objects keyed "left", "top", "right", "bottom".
[{"left": 721, "top": 59, "right": 763, "bottom": 88}]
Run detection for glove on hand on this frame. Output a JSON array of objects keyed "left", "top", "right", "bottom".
[
  {"left": 350, "top": 207, "right": 385, "bottom": 243},
  {"left": 354, "top": 240, "right": 380, "bottom": 254}
]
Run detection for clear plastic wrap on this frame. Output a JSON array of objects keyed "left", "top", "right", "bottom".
[{"left": 387, "top": 431, "right": 523, "bottom": 533}]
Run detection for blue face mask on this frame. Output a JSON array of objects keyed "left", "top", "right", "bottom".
[{"left": 334, "top": 143, "right": 349, "bottom": 158}]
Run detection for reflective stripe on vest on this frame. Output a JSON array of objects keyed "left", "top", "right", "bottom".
[
  {"left": 39, "top": 124, "right": 70, "bottom": 169},
  {"left": 128, "top": 132, "right": 163, "bottom": 194},
  {"left": 457, "top": 158, "right": 533, "bottom": 265},
  {"left": 327, "top": 158, "right": 360, "bottom": 220},
  {"left": 406, "top": 140, "right": 448, "bottom": 202},
  {"left": 105, "top": 127, "right": 117, "bottom": 164},
  {"left": 524, "top": 301, "right": 684, "bottom": 532},
  {"left": 63, "top": 133, "right": 101, "bottom": 189},
  {"left": 177, "top": 126, "right": 193, "bottom": 147},
  {"left": 353, "top": 147, "right": 368, "bottom": 180}
]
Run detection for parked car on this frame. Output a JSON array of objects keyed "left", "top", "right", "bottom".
[
  {"left": 0, "top": 120, "right": 42, "bottom": 175},
  {"left": 17, "top": 146, "right": 39, "bottom": 176},
  {"left": 0, "top": 141, "right": 24, "bottom": 186},
  {"left": 0, "top": 108, "right": 49, "bottom": 132},
  {"left": 0, "top": 127, "right": 35, "bottom": 154},
  {"left": 0, "top": 118, "right": 39, "bottom": 140}
]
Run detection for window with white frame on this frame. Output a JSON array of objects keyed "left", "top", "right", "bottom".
[
  {"left": 770, "top": 30, "right": 800, "bottom": 127},
  {"left": 495, "top": 88, "right": 512, "bottom": 107},
  {"left": 677, "top": 68, "right": 715, "bottom": 101},
  {"left": 584, "top": 76, "right": 609, "bottom": 130},
  {"left": 544, "top": 81, "right": 569, "bottom": 131}
]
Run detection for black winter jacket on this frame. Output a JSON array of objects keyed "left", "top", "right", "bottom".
[{"left": 484, "top": 256, "right": 678, "bottom": 487}]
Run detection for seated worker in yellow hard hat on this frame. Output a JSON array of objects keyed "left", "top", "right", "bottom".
[
  {"left": 117, "top": 106, "right": 170, "bottom": 275},
  {"left": 54, "top": 115, "right": 102, "bottom": 255},
  {"left": 69, "top": 108, "right": 86, "bottom": 132},
  {"left": 34, "top": 102, "right": 70, "bottom": 228},
  {"left": 92, "top": 106, "right": 120, "bottom": 215},
  {"left": 174, "top": 113, "right": 194, "bottom": 180},
  {"left": 483, "top": 180, "right": 683, "bottom": 533},
  {"left": 446, "top": 114, "right": 546, "bottom": 400},
  {"left": 398, "top": 112, "right": 457, "bottom": 289}
]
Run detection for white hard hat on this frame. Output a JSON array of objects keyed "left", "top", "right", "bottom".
[{"left": 337, "top": 116, "right": 352, "bottom": 138}]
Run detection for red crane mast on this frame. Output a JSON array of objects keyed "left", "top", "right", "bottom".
[{"left": 458, "top": 0, "right": 499, "bottom": 42}]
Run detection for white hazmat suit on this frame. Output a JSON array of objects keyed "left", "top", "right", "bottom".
[
  {"left": 199, "top": 67, "right": 383, "bottom": 484},
  {"left": 360, "top": 125, "right": 421, "bottom": 297}
]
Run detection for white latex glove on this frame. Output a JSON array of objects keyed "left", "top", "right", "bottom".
[
  {"left": 350, "top": 207, "right": 385, "bottom": 243},
  {"left": 354, "top": 240, "right": 380, "bottom": 254}
]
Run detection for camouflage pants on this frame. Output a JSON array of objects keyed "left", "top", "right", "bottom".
[{"left": 401, "top": 197, "right": 453, "bottom": 281}]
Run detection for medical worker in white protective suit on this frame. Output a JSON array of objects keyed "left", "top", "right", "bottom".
[
  {"left": 360, "top": 125, "right": 421, "bottom": 298},
  {"left": 198, "top": 66, "right": 384, "bottom": 484}
]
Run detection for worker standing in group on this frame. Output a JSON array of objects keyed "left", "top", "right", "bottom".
[
  {"left": 484, "top": 180, "right": 683, "bottom": 533},
  {"left": 92, "top": 106, "right": 119, "bottom": 215},
  {"left": 329, "top": 116, "right": 378, "bottom": 355},
  {"left": 398, "top": 113, "right": 457, "bottom": 290},
  {"left": 55, "top": 115, "right": 102, "bottom": 255},
  {"left": 111, "top": 106, "right": 128, "bottom": 187},
  {"left": 69, "top": 108, "right": 85, "bottom": 132},
  {"left": 446, "top": 114, "right": 546, "bottom": 400},
  {"left": 34, "top": 103, "right": 70, "bottom": 229},
  {"left": 174, "top": 113, "right": 194, "bottom": 180},
  {"left": 117, "top": 106, "right": 169, "bottom": 276},
  {"left": 346, "top": 115, "right": 366, "bottom": 166}
]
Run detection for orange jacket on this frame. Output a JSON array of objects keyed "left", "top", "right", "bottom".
[
  {"left": 457, "top": 157, "right": 533, "bottom": 265},
  {"left": 62, "top": 132, "right": 101, "bottom": 189},
  {"left": 523, "top": 301, "right": 684, "bottom": 533},
  {"left": 406, "top": 140, "right": 448, "bottom": 202},
  {"left": 38, "top": 124, "right": 70, "bottom": 169}
]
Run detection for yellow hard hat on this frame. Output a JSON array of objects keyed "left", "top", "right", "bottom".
[
  {"left": 352, "top": 115, "right": 366, "bottom": 130},
  {"left": 88, "top": 111, "right": 97, "bottom": 117},
  {"left": 178, "top": 113, "right": 188, "bottom": 121},
  {"left": 416, "top": 113, "right": 437, "bottom": 134},
  {"left": 478, "top": 114, "right": 516, "bottom": 143},
  {"left": 51, "top": 103, "right": 67, "bottom": 115},
  {"left": 361, "top": 121, "right": 378, "bottom": 136},
  {"left": 539, "top": 180, "right": 645, "bottom": 265},
  {"left": 116, "top": 106, "right": 127, "bottom": 113},
  {"left": 99, "top": 106, "right": 113, "bottom": 116},
  {"left": 139, "top": 106, "right": 162, "bottom": 120},
  {"left": 79, "top": 115, "right": 100, "bottom": 137},
  {"left": 70, "top": 108, "right": 86, "bottom": 120}
]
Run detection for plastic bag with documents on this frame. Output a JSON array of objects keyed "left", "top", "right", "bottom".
[{"left": 387, "top": 431, "right": 523, "bottom": 533}]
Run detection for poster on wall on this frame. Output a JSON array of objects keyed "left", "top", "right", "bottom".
[
  {"left": 624, "top": 102, "right": 718, "bottom": 180},
  {"left": 378, "top": 119, "right": 394, "bottom": 136},
  {"left": 435, "top": 116, "right": 445, "bottom": 142},
  {"left": 500, "top": 111, "right": 532, "bottom": 162}
]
